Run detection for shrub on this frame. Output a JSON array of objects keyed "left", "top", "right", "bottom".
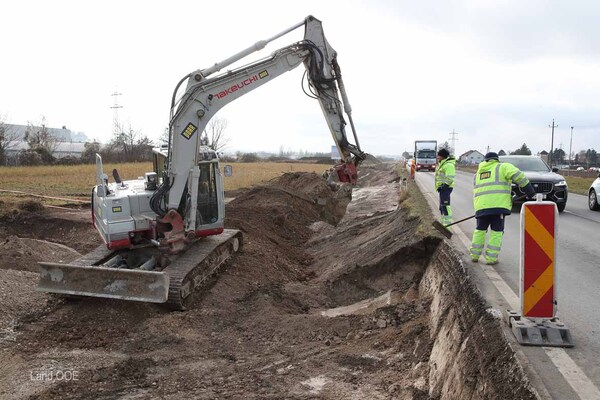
[
  {"left": 239, "top": 153, "right": 260, "bottom": 162},
  {"left": 18, "top": 149, "right": 43, "bottom": 166},
  {"left": 17, "top": 199, "right": 44, "bottom": 212}
]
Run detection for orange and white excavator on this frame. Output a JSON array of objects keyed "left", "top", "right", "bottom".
[{"left": 38, "top": 15, "right": 365, "bottom": 309}]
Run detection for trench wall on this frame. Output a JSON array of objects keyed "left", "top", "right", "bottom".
[{"left": 420, "top": 241, "right": 539, "bottom": 400}]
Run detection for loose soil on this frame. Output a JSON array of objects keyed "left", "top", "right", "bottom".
[{"left": 0, "top": 164, "right": 532, "bottom": 399}]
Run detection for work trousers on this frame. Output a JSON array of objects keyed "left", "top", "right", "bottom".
[
  {"left": 470, "top": 214, "right": 505, "bottom": 263},
  {"left": 438, "top": 186, "right": 453, "bottom": 226}
]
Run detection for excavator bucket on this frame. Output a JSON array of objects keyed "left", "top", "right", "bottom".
[{"left": 38, "top": 263, "right": 170, "bottom": 303}]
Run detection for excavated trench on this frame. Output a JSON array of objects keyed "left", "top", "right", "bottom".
[
  {"left": 0, "top": 163, "right": 538, "bottom": 399},
  {"left": 301, "top": 165, "right": 538, "bottom": 399}
]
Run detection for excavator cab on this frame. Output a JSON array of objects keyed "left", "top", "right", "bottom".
[{"left": 179, "top": 146, "right": 225, "bottom": 238}]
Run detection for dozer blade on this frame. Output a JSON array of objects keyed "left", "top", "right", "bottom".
[{"left": 37, "top": 262, "right": 169, "bottom": 303}]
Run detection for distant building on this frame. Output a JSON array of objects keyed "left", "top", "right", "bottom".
[
  {"left": 459, "top": 150, "right": 484, "bottom": 165},
  {"left": 2, "top": 123, "right": 88, "bottom": 163},
  {"left": 53, "top": 141, "right": 87, "bottom": 158},
  {"left": 538, "top": 150, "right": 549, "bottom": 164}
]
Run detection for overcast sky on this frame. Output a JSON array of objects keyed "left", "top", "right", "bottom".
[{"left": 1, "top": 0, "right": 599, "bottom": 158}]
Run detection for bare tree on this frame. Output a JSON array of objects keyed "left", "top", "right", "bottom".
[
  {"left": 25, "top": 116, "right": 59, "bottom": 154},
  {"left": 159, "top": 127, "right": 169, "bottom": 146},
  {"left": 21, "top": 116, "right": 59, "bottom": 164},
  {"left": 577, "top": 150, "right": 587, "bottom": 165},
  {"left": 109, "top": 124, "right": 153, "bottom": 162},
  {"left": 0, "top": 114, "right": 19, "bottom": 165},
  {"left": 203, "top": 118, "right": 230, "bottom": 152}
]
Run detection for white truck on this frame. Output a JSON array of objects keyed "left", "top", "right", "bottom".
[{"left": 414, "top": 140, "right": 437, "bottom": 172}]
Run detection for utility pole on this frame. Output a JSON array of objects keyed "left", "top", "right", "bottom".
[
  {"left": 111, "top": 91, "right": 123, "bottom": 137},
  {"left": 569, "top": 126, "right": 574, "bottom": 174},
  {"left": 548, "top": 119, "right": 557, "bottom": 167},
  {"left": 448, "top": 129, "right": 459, "bottom": 156}
]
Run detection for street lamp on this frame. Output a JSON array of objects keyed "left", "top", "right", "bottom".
[{"left": 569, "top": 126, "right": 574, "bottom": 174}]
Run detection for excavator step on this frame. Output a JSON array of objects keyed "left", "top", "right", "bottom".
[{"left": 37, "top": 229, "right": 243, "bottom": 308}]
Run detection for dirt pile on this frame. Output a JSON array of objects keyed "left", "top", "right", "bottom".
[
  {"left": 0, "top": 205, "right": 97, "bottom": 255},
  {"left": 241, "top": 172, "right": 353, "bottom": 226},
  {"left": 0, "top": 236, "right": 81, "bottom": 272},
  {"left": 0, "top": 165, "right": 537, "bottom": 399}
]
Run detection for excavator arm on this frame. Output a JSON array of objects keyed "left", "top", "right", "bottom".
[{"left": 160, "top": 15, "right": 365, "bottom": 216}]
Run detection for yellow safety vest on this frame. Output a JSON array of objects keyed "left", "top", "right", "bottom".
[
  {"left": 435, "top": 157, "right": 456, "bottom": 190},
  {"left": 473, "top": 160, "right": 529, "bottom": 212}
]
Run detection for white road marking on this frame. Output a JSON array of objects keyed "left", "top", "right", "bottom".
[
  {"left": 543, "top": 348, "right": 600, "bottom": 400},
  {"left": 415, "top": 174, "right": 600, "bottom": 400}
]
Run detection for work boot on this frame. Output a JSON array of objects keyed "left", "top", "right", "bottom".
[
  {"left": 485, "top": 258, "right": 498, "bottom": 266},
  {"left": 471, "top": 256, "right": 479, "bottom": 263}
]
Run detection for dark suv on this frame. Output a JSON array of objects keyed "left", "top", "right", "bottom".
[{"left": 499, "top": 155, "right": 568, "bottom": 212}]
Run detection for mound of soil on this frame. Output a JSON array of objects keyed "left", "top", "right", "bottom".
[
  {"left": 0, "top": 206, "right": 98, "bottom": 254},
  {"left": 0, "top": 236, "right": 81, "bottom": 272},
  {"left": 0, "top": 165, "right": 520, "bottom": 399},
  {"left": 361, "top": 153, "right": 383, "bottom": 166}
]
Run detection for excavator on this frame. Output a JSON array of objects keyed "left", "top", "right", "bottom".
[{"left": 37, "top": 15, "right": 365, "bottom": 309}]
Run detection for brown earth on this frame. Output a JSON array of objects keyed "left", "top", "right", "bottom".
[{"left": 0, "top": 165, "right": 535, "bottom": 399}]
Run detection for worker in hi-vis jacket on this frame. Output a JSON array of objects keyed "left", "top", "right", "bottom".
[
  {"left": 435, "top": 148, "right": 456, "bottom": 227},
  {"left": 470, "top": 152, "right": 535, "bottom": 265}
]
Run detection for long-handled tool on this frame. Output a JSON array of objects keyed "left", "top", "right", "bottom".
[
  {"left": 432, "top": 195, "right": 529, "bottom": 239},
  {"left": 432, "top": 215, "right": 476, "bottom": 239}
]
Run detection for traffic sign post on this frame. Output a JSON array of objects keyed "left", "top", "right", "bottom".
[{"left": 505, "top": 194, "right": 574, "bottom": 347}]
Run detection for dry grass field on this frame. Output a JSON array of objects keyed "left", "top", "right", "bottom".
[
  {"left": 565, "top": 175, "right": 596, "bottom": 195},
  {"left": 0, "top": 162, "right": 333, "bottom": 206}
]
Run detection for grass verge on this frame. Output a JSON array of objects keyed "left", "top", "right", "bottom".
[{"left": 394, "top": 164, "right": 438, "bottom": 237}]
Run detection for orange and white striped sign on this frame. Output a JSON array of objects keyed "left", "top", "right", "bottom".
[{"left": 520, "top": 200, "right": 558, "bottom": 319}]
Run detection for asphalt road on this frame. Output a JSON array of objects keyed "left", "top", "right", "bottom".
[{"left": 415, "top": 169, "right": 600, "bottom": 400}]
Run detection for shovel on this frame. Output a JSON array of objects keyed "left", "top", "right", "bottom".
[
  {"left": 432, "top": 215, "right": 476, "bottom": 239},
  {"left": 432, "top": 195, "right": 529, "bottom": 239}
]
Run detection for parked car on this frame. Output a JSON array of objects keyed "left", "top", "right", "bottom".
[
  {"left": 499, "top": 155, "right": 568, "bottom": 212},
  {"left": 589, "top": 172, "right": 600, "bottom": 211}
]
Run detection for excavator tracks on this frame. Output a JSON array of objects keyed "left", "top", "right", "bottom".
[
  {"left": 37, "top": 229, "right": 242, "bottom": 310},
  {"left": 166, "top": 229, "right": 243, "bottom": 310}
]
